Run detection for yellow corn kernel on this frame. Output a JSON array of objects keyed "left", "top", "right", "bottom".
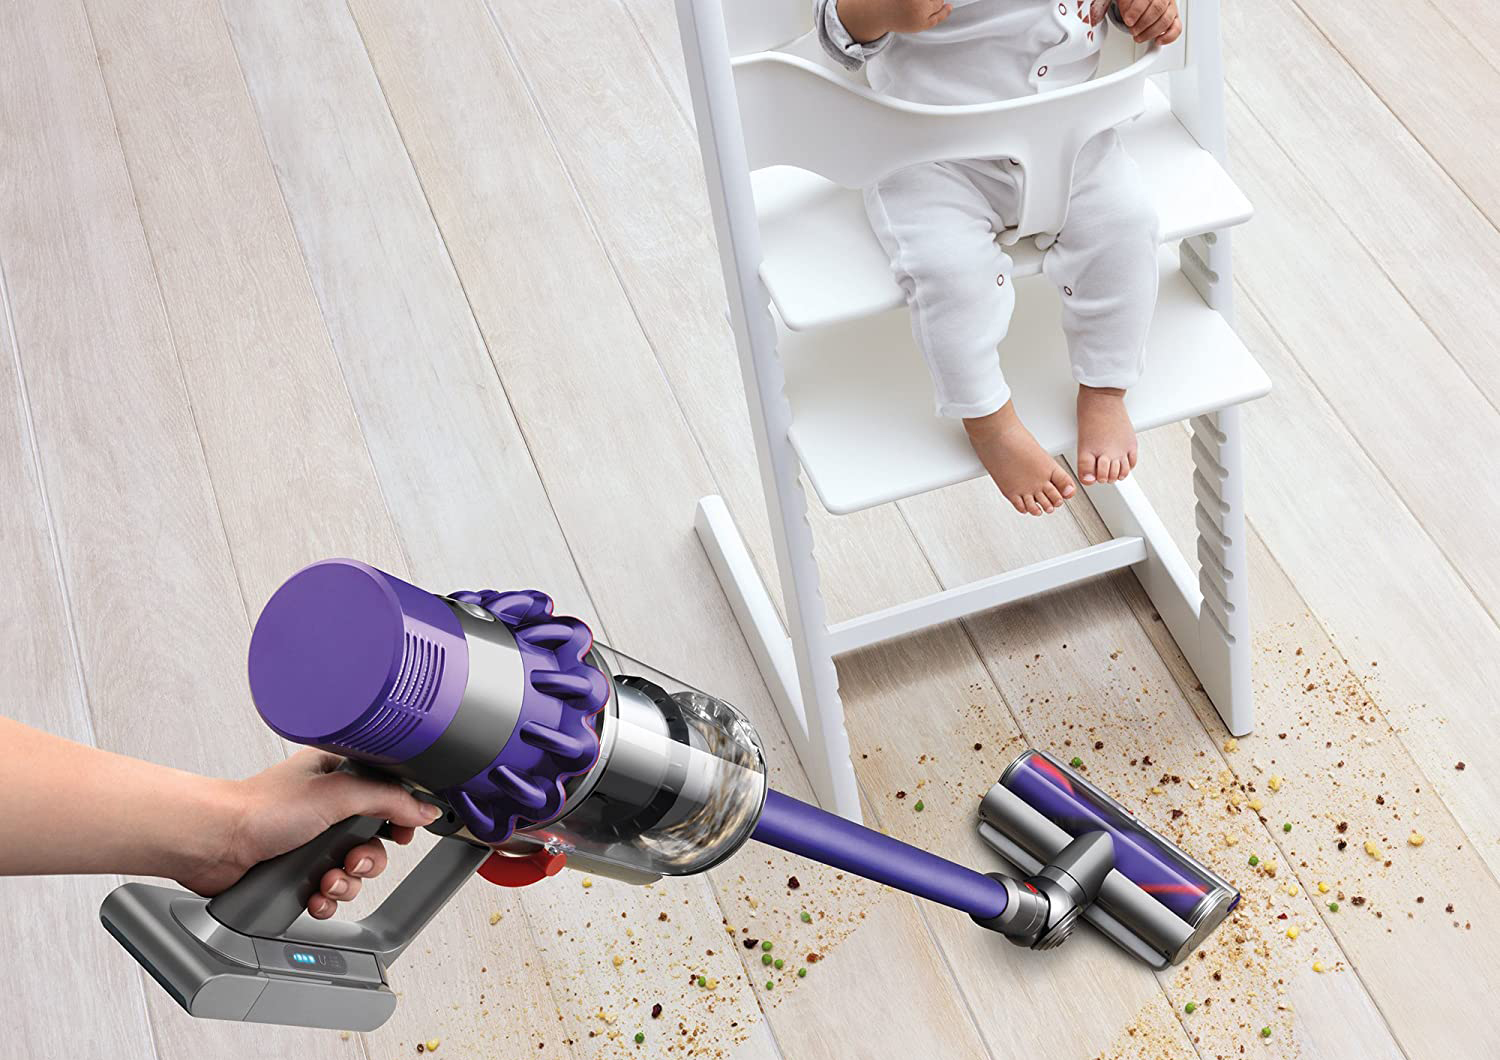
[
  {"left": 1150, "top": 786, "right": 1165, "bottom": 795},
  {"left": 425, "top": 1040, "right": 441, "bottom": 1053},
  {"left": 1313, "top": 961, "right": 1325, "bottom": 973},
  {"left": 1223, "top": 738, "right": 1239, "bottom": 752},
  {"left": 706, "top": 978, "right": 719, "bottom": 990},
  {"left": 1364, "top": 840, "right": 1381, "bottom": 859},
  {"left": 1247, "top": 798, "right": 1263, "bottom": 812},
  {"left": 612, "top": 955, "right": 624, "bottom": 968},
  {"left": 1317, "top": 882, "right": 1329, "bottom": 894},
  {"left": 1285, "top": 885, "right": 1299, "bottom": 897},
  {"left": 489, "top": 911, "right": 502, "bottom": 925},
  {"left": 1408, "top": 832, "right": 1426, "bottom": 847},
  {"left": 1267, "top": 775, "right": 1283, "bottom": 791},
  {"left": 582, "top": 878, "right": 593, "bottom": 888},
  {"left": 1262, "top": 860, "right": 1278, "bottom": 876},
  {"left": 1286, "top": 927, "right": 1299, "bottom": 939}
]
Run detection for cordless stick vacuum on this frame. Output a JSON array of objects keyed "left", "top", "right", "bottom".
[{"left": 101, "top": 560, "right": 1238, "bottom": 1031}]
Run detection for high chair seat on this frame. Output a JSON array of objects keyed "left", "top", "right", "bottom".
[
  {"left": 755, "top": 85, "right": 1253, "bottom": 332},
  {"left": 780, "top": 247, "right": 1269, "bottom": 515}
]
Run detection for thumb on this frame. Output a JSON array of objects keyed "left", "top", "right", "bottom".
[{"left": 320, "top": 772, "right": 443, "bottom": 829}]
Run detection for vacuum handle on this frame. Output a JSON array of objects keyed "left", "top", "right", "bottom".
[
  {"left": 207, "top": 814, "right": 388, "bottom": 938},
  {"left": 206, "top": 811, "right": 492, "bottom": 967}
]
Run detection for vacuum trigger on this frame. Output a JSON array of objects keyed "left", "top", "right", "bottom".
[{"left": 477, "top": 850, "right": 568, "bottom": 888}]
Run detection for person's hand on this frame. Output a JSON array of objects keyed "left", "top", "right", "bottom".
[
  {"left": 839, "top": 0, "right": 953, "bottom": 44},
  {"left": 180, "top": 750, "right": 442, "bottom": 918},
  {"left": 1115, "top": 0, "right": 1182, "bottom": 44}
]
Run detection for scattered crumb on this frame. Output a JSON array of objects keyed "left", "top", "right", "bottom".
[
  {"left": 1408, "top": 832, "right": 1425, "bottom": 847},
  {"left": 489, "top": 911, "right": 502, "bottom": 926}
]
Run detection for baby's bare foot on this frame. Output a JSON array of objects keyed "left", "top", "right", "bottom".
[
  {"left": 1076, "top": 386, "right": 1138, "bottom": 485},
  {"left": 964, "top": 403, "right": 1076, "bottom": 516}
]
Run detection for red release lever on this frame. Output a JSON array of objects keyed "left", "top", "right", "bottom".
[{"left": 477, "top": 850, "right": 568, "bottom": 888}]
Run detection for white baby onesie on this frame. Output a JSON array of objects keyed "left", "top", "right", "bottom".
[{"left": 816, "top": 0, "right": 1160, "bottom": 419}]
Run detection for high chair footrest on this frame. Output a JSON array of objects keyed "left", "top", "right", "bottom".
[
  {"left": 755, "top": 85, "right": 1253, "bottom": 333},
  {"left": 781, "top": 248, "right": 1270, "bottom": 516}
]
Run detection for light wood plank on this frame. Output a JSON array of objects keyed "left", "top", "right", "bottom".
[
  {"left": 1217, "top": 91, "right": 1500, "bottom": 869},
  {"left": 0, "top": 251, "right": 157, "bottom": 1059},
  {"left": 483, "top": 2, "right": 1217, "bottom": 1058},
  {"left": 348, "top": 2, "right": 992, "bottom": 1056},
  {"left": 1223, "top": 0, "right": 1500, "bottom": 420},
  {"left": 1292, "top": 0, "right": 1500, "bottom": 229}
]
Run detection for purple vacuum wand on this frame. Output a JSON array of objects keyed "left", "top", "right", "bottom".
[{"left": 235, "top": 560, "right": 1228, "bottom": 964}]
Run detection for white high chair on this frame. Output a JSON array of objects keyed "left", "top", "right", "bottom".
[{"left": 676, "top": 0, "right": 1269, "bottom": 820}]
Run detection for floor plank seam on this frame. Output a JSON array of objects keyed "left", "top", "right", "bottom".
[
  {"left": 1282, "top": 0, "right": 1500, "bottom": 239},
  {"left": 1228, "top": 262, "right": 1500, "bottom": 647},
  {"left": 339, "top": 0, "right": 601, "bottom": 638},
  {"left": 0, "top": 216, "right": 166, "bottom": 1060},
  {"left": 73, "top": 0, "right": 256, "bottom": 642},
  {"left": 473, "top": 0, "right": 733, "bottom": 518},
  {"left": 1226, "top": 75, "right": 1500, "bottom": 431},
  {"left": 615, "top": 0, "right": 693, "bottom": 128},
  {"left": 209, "top": 0, "right": 420, "bottom": 603}
]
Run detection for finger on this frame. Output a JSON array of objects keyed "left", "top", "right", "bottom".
[
  {"left": 386, "top": 824, "right": 417, "bottom": 846},
  {"left": 1118, "top": 0, "right": 1146, "bottom": 24},
  {"left": 321, "top": 771, "right": 444, "bottom": 830},
  {"left": 1135, "top": 8, "right": 1172, "bottom": 40},
  {"left": 1129, "top": 0, "right": 1165, "bottom": 29},
  {"left": 308, "top": 894, "right": 337, "bottom": 919},
  {"left": 344, "top": 838, "right": 389, "bottom": 879},
  {"left": 320, "top": 867, "right": 363, "bottom": 904},
  {"left": 1161, "top": 13, "right": 1183, "bottom": 42}
]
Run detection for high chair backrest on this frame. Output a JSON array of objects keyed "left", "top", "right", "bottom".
[
  {"left": 723, "top": 0, "right": 811, "bottom": 56},
  {"left": 734, "top": 27, "right": 1159, "bottom": 242}
]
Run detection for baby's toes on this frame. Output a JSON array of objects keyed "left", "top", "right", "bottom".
[
  {"left": 1041, "top": 481, "right": 1065, "bottom": 508},
  {"left": 1127, "top": 447, "right": 1139, "bottom": 470},
  {"left": 1076, "top": 449, "right": 1099, "bottom": 485},
  {"left": 1008, "top": 493, "right": 1028, "bottom": 515},
  {"left": 1051, "top": 464, "right": 1076, "bottom": 498}
]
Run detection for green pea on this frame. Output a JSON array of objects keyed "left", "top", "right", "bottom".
[
  {"left": 1261, "top": 1027, "right": 1272, "bottom": 1038},
  {"left": 914, "top": 800, "right": 924, "bottom": 812},
  {"left": 696, "top": 975, "right": 706, "bottom": 987},
  {"left": 1184, "top": 1002, "right": 1197, "bottom": 1014},
  {"left": 765, "top": 980, "right": 774, "bottom": 990},
  {"left": 1328, "top": 901, "right": 1339, "bottom": 912},
  {"left": 800, "top": 912, "right": 812, "bottom": 923},
  {"left": 774, "top": 958, "right": 784, "bottom": 969},
  {"left": 797, "top": 967, "right": 807, "bottom": 978},
  {"left": 1248, "top": 855, "right": 1259, "bottom": 866},
  {"left": 634, "top": 1032, "right": 645, "bottom": 1044},
  {"left": 1070, "top": 757, "right": 1083, "bottom": 768},
  {"left": 761, "top": 953, "right": 772, "bottom": 965},
  {"left": 761, "top": 940, "right": 772, "bottom": 952},
  {"left": 1283, "top": 822, "right": 1292, "bottom": 832}
]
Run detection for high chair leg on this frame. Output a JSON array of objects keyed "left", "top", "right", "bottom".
[{"left": 695, "top": 495, "right": 863, "bottom": 821}]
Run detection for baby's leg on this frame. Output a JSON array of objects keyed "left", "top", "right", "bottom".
[
  {"left": 867, "top": 163, "right": 1075, "bottom": 515},
  {"left": 1045, "top": 132, "right": 1160, "bottom": 484}
]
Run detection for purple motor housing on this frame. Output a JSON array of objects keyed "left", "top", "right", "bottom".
[{"left": 248, "top": 560, "right": 769, "bottom": 879}]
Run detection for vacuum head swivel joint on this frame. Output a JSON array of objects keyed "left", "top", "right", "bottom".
[{"left": 971, "top": 832, "right": 1114, "bottom": 950}]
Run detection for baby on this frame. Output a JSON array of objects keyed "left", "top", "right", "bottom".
[{"left": 815, "top": 0, "right": 1182, "bottom": 515}]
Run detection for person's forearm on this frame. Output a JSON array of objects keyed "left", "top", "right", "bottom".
[
  {"left": 833, "top": 0, "right": 893, "bottom": 43},
  {"left": 0, "top": 718, "right": 234, "bottom": 882}
]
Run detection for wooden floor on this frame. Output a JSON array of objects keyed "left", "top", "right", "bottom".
[{"left": 3, "top": 0, "right": 1498, "bottom": 1057}]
